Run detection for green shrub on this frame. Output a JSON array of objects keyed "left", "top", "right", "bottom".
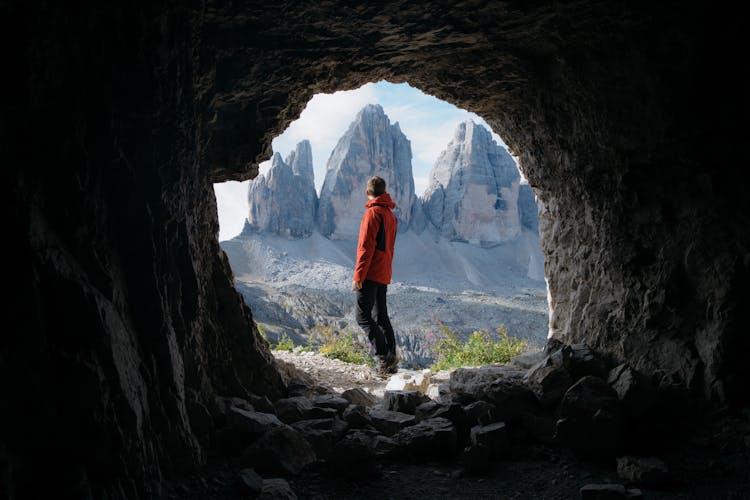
[
  {"left": 272, "top": 332, "right": 296, "bottom": 351},
  {"left": 430, "top": 323, "right": 527, "bottom": 371},
  {"left": 310, "top": 325, "right": 374, "bottom": 367}
]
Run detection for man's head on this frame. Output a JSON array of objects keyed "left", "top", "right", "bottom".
[{"left": 366, "top": 176, "right": 386, "bottom": 197}]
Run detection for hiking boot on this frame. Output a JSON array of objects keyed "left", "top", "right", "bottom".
[
  {"left": 375, "top": 355, "right": 394, "bottom": 377},
  {"left": 383, "top": 351, "right": 399, "bottom": 374}
]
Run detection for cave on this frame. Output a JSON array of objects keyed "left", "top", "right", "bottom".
[{"left": 3, "top": 1, "right": 746, "bottom": 498}]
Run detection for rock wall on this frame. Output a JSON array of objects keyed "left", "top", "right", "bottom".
[
  {"left": 4, "top": 0, "right": 746, "bottom": 497},
  {"left": 245, "top": 141, "right": 317, "bottom": 238},
  {"left": 423, "top": 121, "right": 522, "bottom": 243},
  {"left": 318, "top": 104, "right": 417, "bottom": 239}
]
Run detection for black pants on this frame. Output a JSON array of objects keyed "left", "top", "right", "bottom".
[{"left": 355, "top": 279, "right": 396, "bottom": 357}]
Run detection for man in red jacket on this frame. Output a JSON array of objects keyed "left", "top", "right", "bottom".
[{"left": 352, "top": 176, "right": 399, "bottom": 375}]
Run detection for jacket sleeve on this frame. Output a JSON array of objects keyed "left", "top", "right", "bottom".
[{"left": 353, "top": 208, "right": 377, "bottom": 282}]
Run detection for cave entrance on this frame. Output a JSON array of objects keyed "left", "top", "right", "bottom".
[{"left": 214, "top": 81, "right": 549, "bottom": 386}]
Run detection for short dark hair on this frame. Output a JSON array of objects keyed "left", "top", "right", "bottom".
[{"left": 367, "top": 176, "right": 386, "bottom": 196}]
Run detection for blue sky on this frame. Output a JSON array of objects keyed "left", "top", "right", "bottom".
[{"left": 214, "top": 81, "right": 512, "bottom": 241}]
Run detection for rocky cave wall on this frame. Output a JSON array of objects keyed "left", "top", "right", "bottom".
[{"left": 3, "top": 0, "right": 746, "bottom": 498}]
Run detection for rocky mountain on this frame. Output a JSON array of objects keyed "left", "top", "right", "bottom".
[
  {"left": 422, "top": 120, "right": 522, "bottom": 244},
  {"left": 317, "top": 104, "right": 419, "bottom": 239},
  {"left": 244, "top": 140, "right": 317, "bottom": 238}
]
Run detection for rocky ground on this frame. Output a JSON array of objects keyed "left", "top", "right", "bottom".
[{"left": 160, "top": 347, "right": 750, "bottom": 500}]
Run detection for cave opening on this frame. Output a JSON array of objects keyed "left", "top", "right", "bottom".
[
  {"left": 5, "top": 1, "right": 748, "bottom": 498},
  {"left": 214, "top": 81, "right": 550, "bottom": 379}
]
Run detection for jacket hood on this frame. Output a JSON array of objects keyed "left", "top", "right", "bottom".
[{"left": 365, "top": 192, "right": 396, "bottom": 209}]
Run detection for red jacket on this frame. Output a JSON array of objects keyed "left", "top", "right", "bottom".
[{"left": 353, "top": 193, "right": 398, "bottom": 284}]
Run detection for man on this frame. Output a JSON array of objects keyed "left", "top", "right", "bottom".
[{"left": 352, "top": 176, "right": 399, "bottom": 376}]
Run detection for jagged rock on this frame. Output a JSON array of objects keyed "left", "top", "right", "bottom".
[
  {"left": 327, "top": 430, "right": 377, "bottom": 479},
  {"left": 317, "top": 104, "right": 417, "bottom": 238},
  {"left": 422, "top": 121, "right": 521, "bottom": 244},
  {"left": 385, "top": 370, "right": 432, "bottom": 392},
  {"left": 227, "top": 407, "right": 284, "bottom": 436},
  {"left": 274, "top": 397, "right": 314, "bottom": 424},
  {"left": 579, "top": 484, "right": 643, "bottom": 499},
  {"left": 242, "top": 426, "right": 316, "bottom": 476},
  {"left": 555, "top": 376, "right": 622, "bottom": 457},
  {"left": 525, "top": 356, "right": 574, "bottom": 408},
  {"left": 341, "top": 388, "right": 377, "bottom": 407},
  {"left": 304, "top": 406, "right": 339, "bottom": 420},
  {"left": 248, "top": 394, "right": 277, "bottom": 415},
  {"left": 607, "top": 364, "right": 657, "bottom": 419},
  {"left": 212, "top": 396, "right": 255, "bottom": 426},
  {"left": 313, "top": 394, "right": 350, "bottom": 414},
  {"left": 510, "top": 350, "right": 546, "bottom": 370},
  {"left": 383, "top": 390, "right": 431, "bottom": 414},
  {"left": 449, "top": 365, "right": 540, "bottom": 422},
  {"left": 470, "top": 422, "right": 508, "bottom": 459},
  {"left": 517, "top": 183, "right": 539, "bottom": 233},
  {"left": 259, "top": 478, "right": 298, "bottom": 500},
  {"left": 394, "top": 417, "right": 457, "bottom": 460},
  {"left": 343, "top": 405, "right": 373, "bottom": 429},
  {"left": 372, "top": 435, "right": 402, "bottom": 459},
  {"left": 616, "top": 456, "right": 670, "bottom": 486},
  {"left": 369, "top": 409, "right": 416, "bottom": 436},
  {"left": 238, "top": 468, "right": 264, "bottom": 498},
  {"left": 415, "top": 401, "right": 470, "bottom": 444},
  {"left": 563, "top": 344, "right": 608, "bottom": 380},
  {"left": 245, "top": 140, "right": 317, "bottom": 239},
  {"left": 462, "top": 401, "right": 497, "bottom": 426},
  {"left": 290, "top": 416, "right": 348, "bottom": 460}
]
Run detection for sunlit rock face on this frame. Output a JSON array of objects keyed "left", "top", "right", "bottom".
[
  {"left": 423, "top": 121, "right": 521, "bottom": 244},
  {"left": 317, "top": 104, "right": 417, "bottom": 239},
  {"left": 245, "top": 141, "right": 317, "bottom": 238}
]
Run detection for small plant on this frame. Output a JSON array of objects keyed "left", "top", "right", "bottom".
[
  {"left": 272, "top": 332, "right": 296, "bottom": 351},
  {"left": 310, "top": 325, "right": 374, "bottom": 366},
  {"left": 430, "top": 322, "right": 527, "bottom": 371},
  {"left": 256, "top": 323, "right": 269, "bottom": 342}
]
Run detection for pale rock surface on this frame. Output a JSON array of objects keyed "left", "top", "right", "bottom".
[{"left": 317, "top": 104, "right": 417, "bottom": 239}]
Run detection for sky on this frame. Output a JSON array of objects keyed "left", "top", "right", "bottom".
[{"left": 213, "top": 81, "right": 512, "bottom": 241}]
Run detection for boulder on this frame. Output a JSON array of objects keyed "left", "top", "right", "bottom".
[
  {"left": 343, "top": 405, "right": 373, "bottom": 429},
  {"left": 616, "top": 456, "right": 670, "bottom": 487},
  {"left": 313, "top": 394, "right": 350, "bottom": 414},
  {"left": 274, "top": 397, "right": 313, "bottom": 424},
  {"left": 510, "top": 350, "right": 546, "bottom": 369},
  {"left": 462, "top": 401, "right": 497, "bottom": 426},
  {"left": 341, "top": 388, "right": 377, "bottom": 407},
  {"left": 525, "top": 356, "right": 573, "bottom": 408},
  {"left": 449, "top": 365, "right": 540, "bottom": 422},
  {"left": 242, "top": 426, "right": 316, "bottom": 476},
  {"left": 607, "top": 364, "right": 657, "bottom": 419},
  {"left": 227, "top": 407, "right": 284, "bottom": 436},
  {"left": 579, "top": 484, "right": 643, "bottom": 499},
  {"left": 259, "top": 478, "right": 298, "bottom": 500},
  {"left": 238, "top": 468, "right": 263, "bottom": 498},
  {"left": 383, "top": 390, "right": 431, "bottom": 414},
  {"left": 555, "top": 376, "right": 622, "bottom": 457},
  {"left": 304, "top": 406, "right": 339, "bottom": 420},
  {"left": 415, "top": 401, "right": 470, "bottom": 444},
  {"left": 372, "top": 434, "right": 403, "bottom": 460},
  {"left": 394, "top": 417, "right": 458, "bottom": 460},
  {"left": 470, "top": 422, "right": 508, "bottom": 459},
  {"left": 563, "top": 344, "right": 608, "bottom": 380},
  {"left": 327, "top": 430, "right": 377, "bottom": 479},
  {"left": 369, "top": 409, "right": 416, "bottom": 436},
  {"left": 385, "top": 370, "right": 432, "bottom": 392}
]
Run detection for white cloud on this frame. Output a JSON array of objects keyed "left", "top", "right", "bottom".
[{"left": 213, "top": 180, "right": 249, "bottom": 241}]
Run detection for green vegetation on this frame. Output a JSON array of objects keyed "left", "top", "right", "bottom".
[
  {"left": 309, "top": 325, "right": 375, "bottom": 367},
  {"left": 272, "top": 332, "right": 296, "bottom": 351},
  {"left": 430, "top": 322, "right": 527, "bottom": 372}
]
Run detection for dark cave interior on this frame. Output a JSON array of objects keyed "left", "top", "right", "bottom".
[{"left": 2, "top": 1, "right": 747, "bottom": 498}]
